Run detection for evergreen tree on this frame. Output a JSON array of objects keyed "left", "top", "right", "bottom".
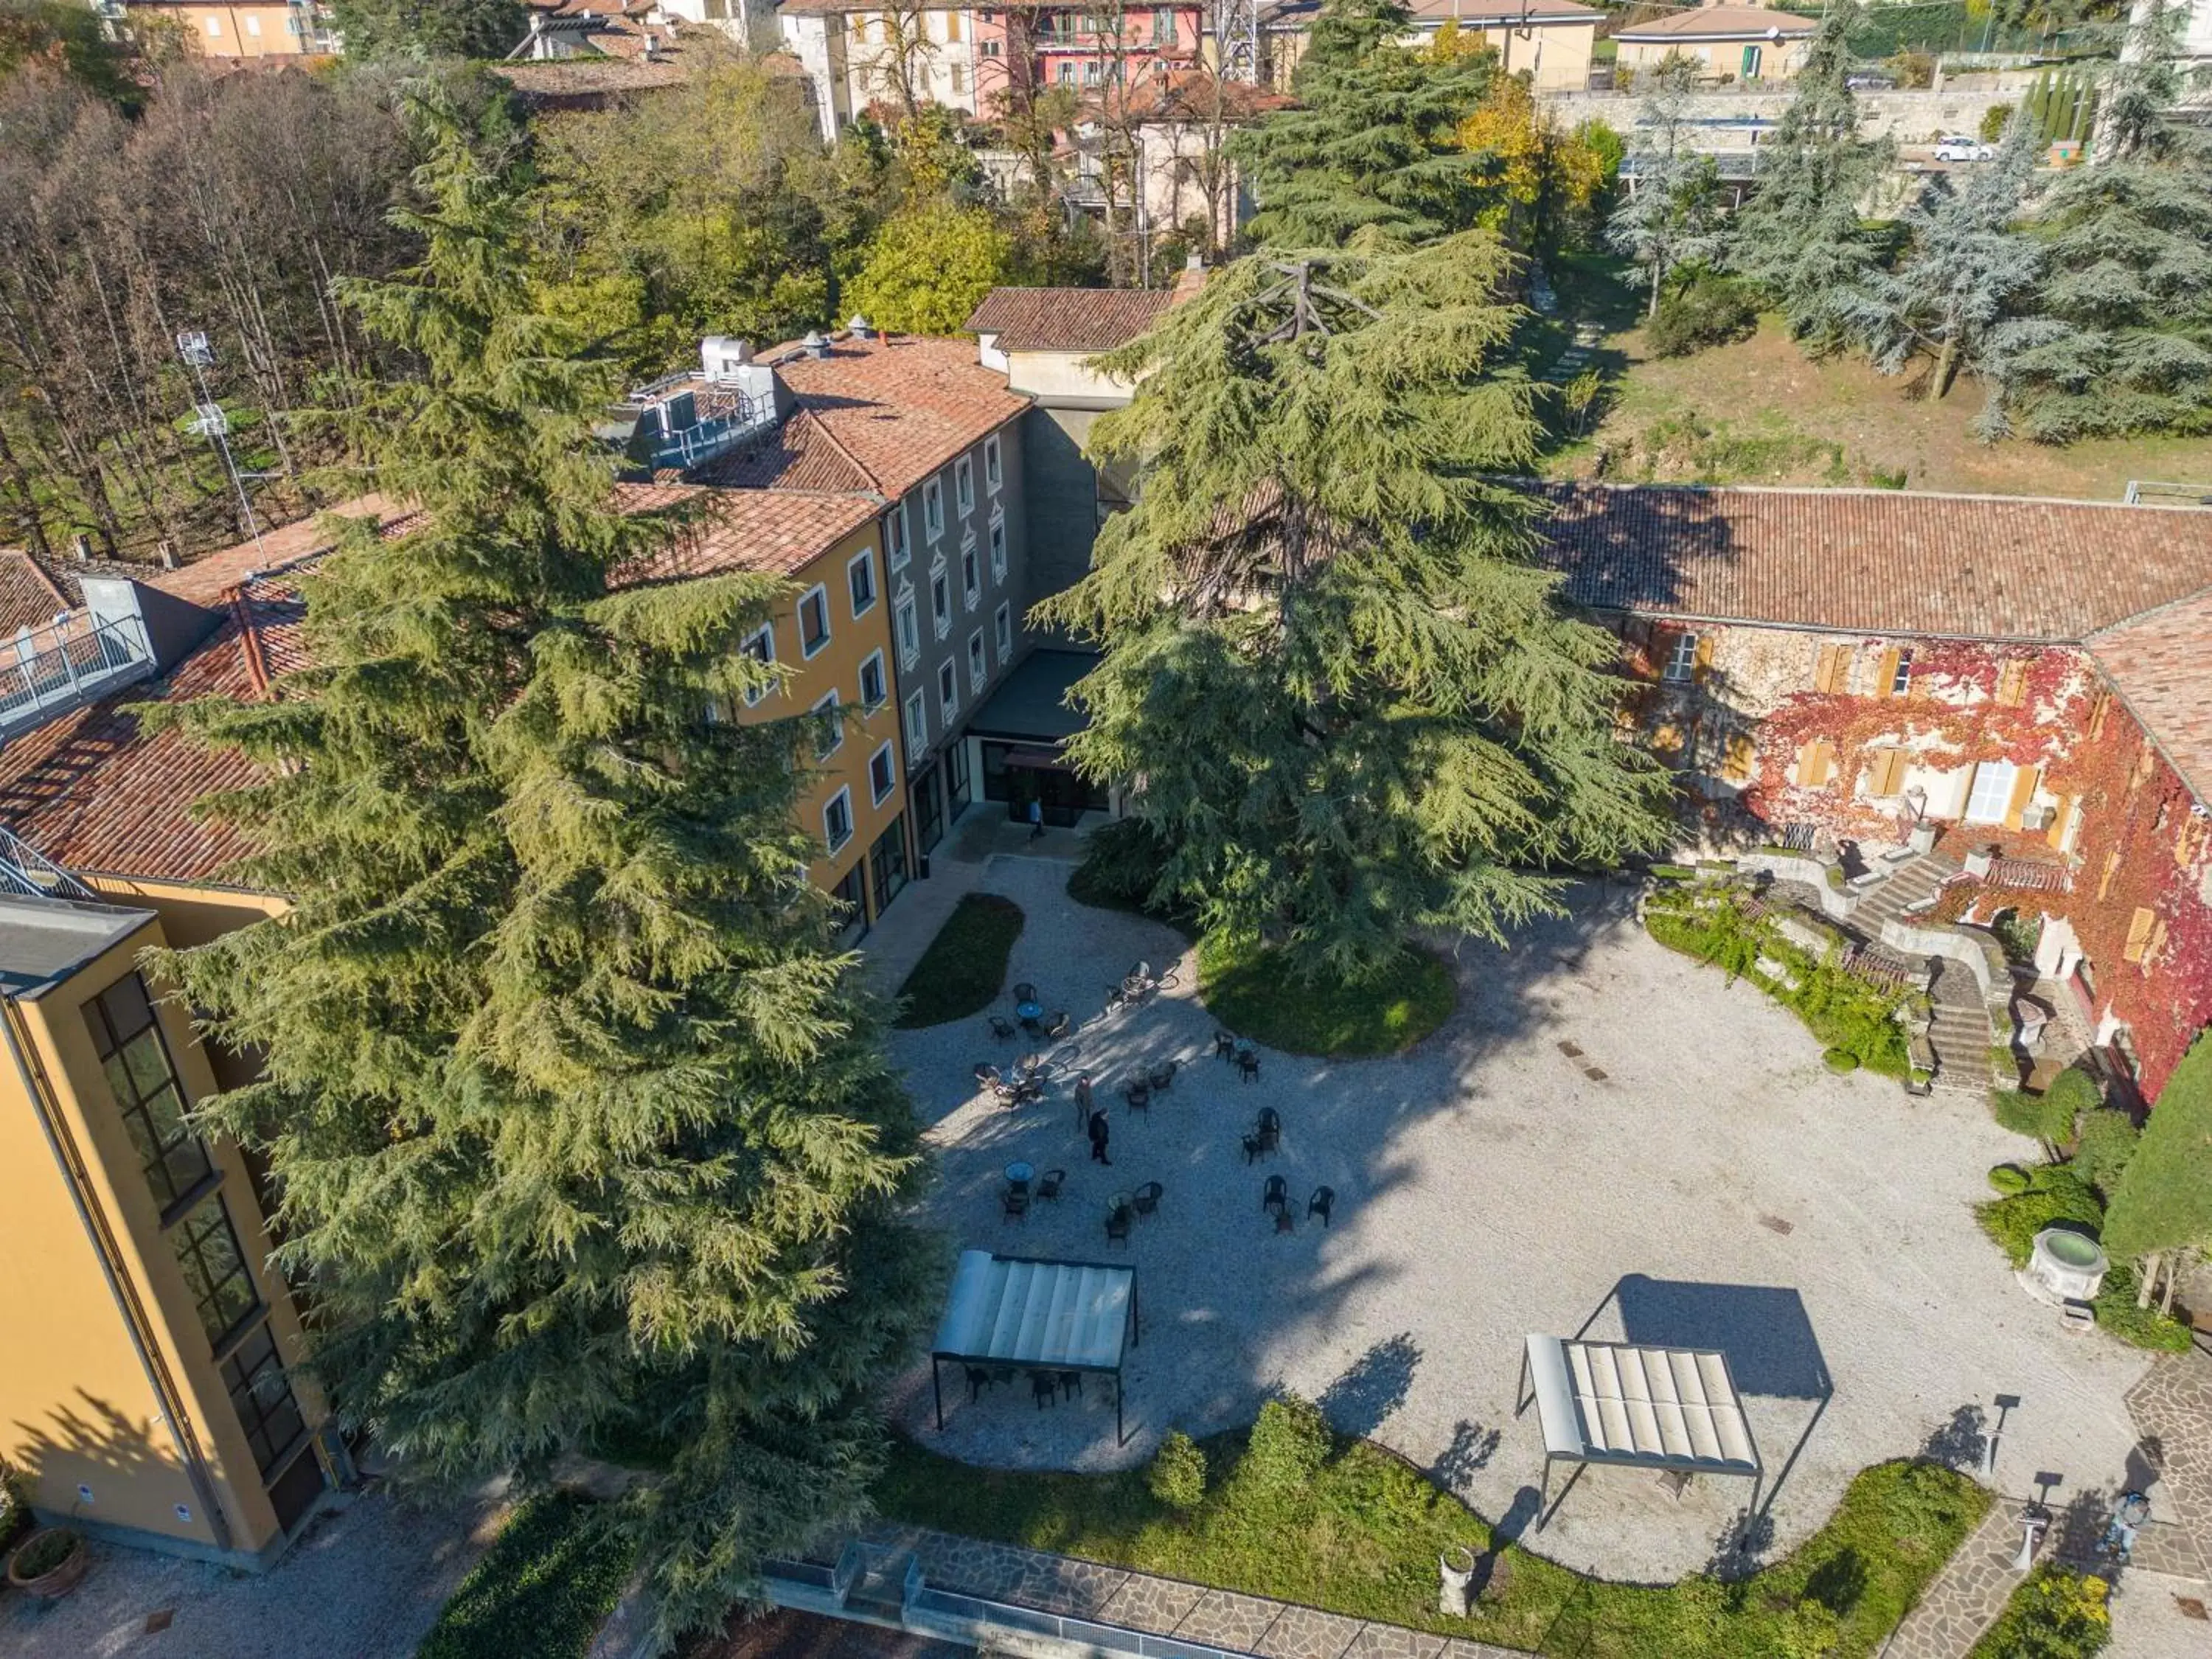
[
  {"left": 1230, "top": 0, "right": 1494, "bottom": 248},
  {"left": 330, "top": 0, "right": 525, "bottom": 60},
  {"left": 2104, "top": 1034, "right": 2212, "bottom": 1315},
  {"left": 1838, "top": 113, "right": 2042, "bottom": 428},
  {"left": 1607, "top": 63, "right": 1726, "bottom": 319},
  {"left": 153, "top": 100, "right": 933, "bottom": 1648},
  {"left": 1032, "top": 240, "right": 1673, "bottom": 979},
  {"left": 1728, "top": 1, "right": 1893, "bottom": 345}
]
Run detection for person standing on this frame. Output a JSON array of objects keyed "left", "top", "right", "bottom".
[
  {"left": 1027, "top": 796, "right": 1045, "bottom": 840},
  {"left": 1086, "top": 1105, "right": 1112, "bottom": 1166},
  {"left": 1073, "top": 1071, "right": 1094, "bottom": 1133}
]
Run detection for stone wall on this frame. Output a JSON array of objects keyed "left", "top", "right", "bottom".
[{"left": 1541, "top": 85, "right": 2023, "bottom": 145}]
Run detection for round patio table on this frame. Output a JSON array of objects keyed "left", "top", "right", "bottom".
[
  {"left": 1004, "top": 1161, "right": 1034, "bottom": 1192},
  {"left": 1015, "top": 1000, "right": 1043, "bottom": 1023}
]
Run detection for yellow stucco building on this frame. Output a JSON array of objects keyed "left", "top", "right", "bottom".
[{"left": 112, "top": 0, "right": 340, "bottom": 57}]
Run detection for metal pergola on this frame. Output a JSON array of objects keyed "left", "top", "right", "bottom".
[{"left": 930, "top": 1250, "right": 1139, "bottom": 1444}]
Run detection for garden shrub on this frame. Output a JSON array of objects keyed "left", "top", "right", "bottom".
[
  {"left": 1992, "top": 1088, "right": 2075, "bottom": 1147},
  {"left": 2090, "top": 1264, "right": 2194, "bottom": 1354},
  {"left": 0, "top": 1455, "right": 29, "bottom": 1557},
  {"left": 1067, "top": 817, "right": 1178, "bottom": 917},
  {"left": 1148, "top": 1431, "right": 1207, "bottom": 1512},
  {"left": 1975, "top": 1165, "right": 2101, "bottom": 1269},
  {"left": 1978, "top": 102, "right": 2016, "bottom": 142},
  {"left": 417, "top": 1493, "right": 633, "bottom": 1659},
  {"left": 9, "top": 1528, "right": 75, "bottom": 1578},
  {"left": 1968, "top": 1563, "right": 2110, "bottom": 1658},
  {"left": 1823, "top": 1048, "right": 1860, "bottom": 1074},
  {"left": 1987, "top": 1164, "right": 2030, "bottom": 1196},
  {"left": 1243, "top": 1393, "right": 1332, "bottom": 1492},
  {"left": 1647, "top": 273, "right": 1761, "bottom": 358},
  {"left": 2070, "top": 1111, "right": 2140, "bottom": 1206},
  {"left": 1989, "top": 908, "right": 2042, "bottom": 964}
]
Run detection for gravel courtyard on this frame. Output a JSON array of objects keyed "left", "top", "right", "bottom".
[{"left": 883, "top": 856, "right": 2154, "bottom": 1585}]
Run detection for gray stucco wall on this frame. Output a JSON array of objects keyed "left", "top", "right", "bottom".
[{"left": 1019, "top": 407, "right": 1105, "bottom": 640}]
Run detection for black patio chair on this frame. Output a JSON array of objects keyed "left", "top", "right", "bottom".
[
  {"left": 1129, "top": 961, "right": 1153, "bottom": 985},
  {"left": 1256, "top": 1123, "right": 1281, "bottom": 1155},
  {"left": 1002, "top": 1190, "right": 1029, "bottom": 1223},
  {"left": 1214, "top": 1030, "right": 1237, "bottom": 1061},
  {"left": 988, "top": 1015, "right": 1016, "bottom": 1041},
  {"left": 1133, "top": 1180, "right": 1164, "bottom": 1217},
  {"left": 1124, "top": 1080, "right": 1151, "bottom": 1116},
  {"left": 1147, "top": 1060, "right": 1178, "bottom": 1093},
  {"left": 1242, "top": 1133, "right": 1264, "bottom": 1165},
  {"left": 1238, "top": 1049, "right": 1262, "bottom": 1083},
  {"left": 1020, "top": 1010, "right": 1043, "bottom": 1035},
  {"left": 1105, "top": 1204, "right": 1133, "bottom": 1246},
  {"left": 1043, "top": 1009, "right": 1071, "bottom": 1039},
  {"left": 1262, "top": 1175, "right": 1287, "bottom": 1215},
  {"left": 965, "top": 1365, "right": 995, "bottom": 1402},
  {"left": 1057, "top": 1369, "right": 1084, "bottom": 1401},
  {"left": 1012, "top": 982, "right": 1037, "bottom": 1005},
  {"left": 1103, "top": 984, "right": 1129, "bottom": 1013},
  {"left": 1257, "top": 1107, "right": 1281, "bottom": 1135},
  {"left": 1036, "top": 1169, "right": 1065, "bottom": 1201},
  {"left": 1309, "top": 1186, "right": 1335, "bottom": 1227},
  {"left": 1032, "top": 1369, "right": 1058, "bottom": 1409}
]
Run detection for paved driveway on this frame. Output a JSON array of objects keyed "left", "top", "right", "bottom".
[{"left": 885, "top": 860, "right": 2152, "bottom": 1585}]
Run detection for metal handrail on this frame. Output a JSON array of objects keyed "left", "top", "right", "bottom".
[
  {"left": 0, "top": 827, "right": 97, "bottom": 903},
  {"left": 0, "top": 612, "right": 157, "bottom": 742}
]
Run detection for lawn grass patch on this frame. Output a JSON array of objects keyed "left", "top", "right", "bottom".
[
  {"left": 1195, "top": 934, "right": 1455, "bottom": 1057},
  {"left": 876, "top": 1430, "right": 1987, "bottom": 1658},
  {"left": 893, "top": 894, "right": 1026, "bottom": 1029},
  {"left": 417, "top": 1492, "right": 633, "bottom": 1659}
]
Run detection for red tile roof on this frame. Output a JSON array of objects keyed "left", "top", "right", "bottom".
[
  {"left": 613, "top": 483, "right": 880, "bottom": 583},
  {"left": 1615, "top": 4, "right": 1816, "bottom": 38},
  {"left": 689, "top": 407, "right": 879, "bottom": 495},
  {"left": 147, "top": 494, "right": 408, "bottom": 609},
  {"left": 0, "top": 552, "right": 71, "bottom": 635},
  {"left": 965, "top": 288, "right": 1178, "bottom": 354},
  {"left": 1535, "top": 482, "right": 2212, "bottom": 643},
  {"left": 2089, "top": 588, "right": 2212, "bottom": 807}
]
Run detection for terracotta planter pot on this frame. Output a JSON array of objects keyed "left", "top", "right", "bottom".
[{"left": 7, "top": 1528, "right": 89, "bottom": 1599}]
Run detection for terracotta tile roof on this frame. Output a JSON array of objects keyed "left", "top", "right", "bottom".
[
  {"left": 688, "top": 407, "right": 880, "bottom": 495},
  {"left": 493, "top": 58, "right": 690, "bottom": 103},
  {"left": 1407, "top": 0, "right": 1603, "bottom": 21},
  {"left": 2089, "top": 588, "right": 2212, "bottom": 807},
  {"left": 612, "top": 483, "right": 880, "bottom": 583},
  {"left": 752, "top": 333, "right": 1030, "bottom": 501},
  {"left": 147, "top": 494, "right": 408, "bottom": 608},
  {"left": 964, "top": 288, "right": 1178, "bottom": 354},
  {"left": 1534, "top": 482, "right": 2212, "bottom": 643},
  {"left": 1615, "top": 4, "right": 1817, "bottom": 38},
  {"left": 0, "top": 552, "right": 71, "bottom": 635}
]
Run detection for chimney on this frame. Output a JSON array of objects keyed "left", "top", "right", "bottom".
[
  {"left": 848, "top": 313, "right": 874, "bottom": 341},
  {"left": 156, "top": 538, "right": 178, "bottom": 571},
  {"left": 802, "top": 330, "right": 830, "bottom": 360},
  {"left": 71, "top": 533, "right": 91, "bottom": 563}
]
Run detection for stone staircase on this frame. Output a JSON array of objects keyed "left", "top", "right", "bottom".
[{"left": 1853, "top": 857, "right": 1994, "bottom": 1099}]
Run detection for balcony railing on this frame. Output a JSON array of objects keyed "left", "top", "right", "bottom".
[{"left": 0, "top": 608, "right": 157, "bottom": 747}]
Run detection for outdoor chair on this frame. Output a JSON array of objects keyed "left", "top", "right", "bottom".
[
  {"left": 1105, "top": 1205, "right": 1133, "bottom": 1246},
  {"left": 1308, "top": 1186, "right": 1335, "bottom": 1227},
  {"left": 1257, "top": 1107, "right": 1281, "bottom": 1135},
  {"left": 988, "top": 1016, "right": 1016, "bottom": 1041},
  {"left": 1020, "top": 1010, "right": 1043, "bottom": 1035},
  {"left": 1001, "top": 1190, "right": 1029, "bottom": 1223},
  {"left": 1133, "top": 1180, "right": 1164, "bottom": 1217},
  {"left": 1147, "top": 1060, "right": 1178, "bottom": 1093},
  {"left": 991, "top": 1079, "right": 1021, "bottom": 1105},
  {"left": 1032, "top": 1370, "right": 1058, "bottom": 1409},
  {"left": 1262, "top": 1175, "right": 1288, "bottom": 1215},
  {"left": 965, "top": 1366, "right": 995, "bottom": 1402},
  {"left": 1241, "top": 1133, "right": 1265, "bottom": 1165},
  {"left": 973, "top": 1062, "right": 1001, "bottom": 1087},
  {"left": 1124, "top": 1081, "right": 1151, "bottom": 1116},
  {"left": 1036, "top": 1169, "right": 1065, "bottom": 1201},
  {"left": 1238, "top": 1050, "right": 1262, "bottom": 1083},
  {"left": 1043, "top": 1010, "right": 1071, "bottom": 1039},
  {"left": 1256, "top": 1123, "right": 1281, "bottom": 1155},
  {"left": 1104, "top": 984, "right": 1129, "bottom": 1013},
  {"left": 1012, "top": 982, "right": 1037, "bottom": 1005},
  {"left": 1057, "top": 1369, "right": 1084, "bottom": 1401},
  {"left": 1214, "top": 1030, "right": 1237, "bottom": 1061},
  {"left": 1129, "top": 961, "right": 1153, "bottom": 985}
]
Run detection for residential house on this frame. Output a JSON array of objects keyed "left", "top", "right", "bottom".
[
  {"left": 1537, "top": 481, "right": 2212, "bottom": 1104},
  {"left": 1259, "top": 0, "right": 1602, "bottom": 91},
  {"left": 1610, "top": 0, "right": 1818, "bottom": 86},
  {"left": 105, "top": 0, "right": 338, "bottom": 55},
  {"left": 1062, "top": 70, "right": 1292, "bottom": 253}
]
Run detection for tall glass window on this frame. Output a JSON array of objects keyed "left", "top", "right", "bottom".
[
  {"left": 171, "top": 1193, "right": 261, "bottom": 1350},
  {"left": 220, "top": 1323, "right": 308, "bottom": 1477},
  {"left": 87, "top": 973, "right": 212, "bottom": 1211}
]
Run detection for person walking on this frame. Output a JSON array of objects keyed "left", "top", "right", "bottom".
[
  {"left": 1073, "top": 1071, "right": 1094, "bottom": 1134},
  {"left": 1086, "top": 1105, "right": 1112, "bottom": 1166},
  {"left": 1026, "top": 796, "right": 1045, "bottom": 840}
]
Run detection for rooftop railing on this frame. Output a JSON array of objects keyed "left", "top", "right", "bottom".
[{"left": 0, "top": 608, "right": 157, "bottom": 748}]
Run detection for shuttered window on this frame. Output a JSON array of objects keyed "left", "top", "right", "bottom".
[
  {"left": 1865, "top": 747, "right": 1907, "bottom": 797},
  {"left": 1872, "top": 647, "right": 1901, "bottom": 700},
  {"left": 2087, "top": 688, "right": 2111, "bottom": 740},
  {"left": 1994, "top": 659, "right": 2030, "bottom": 707},
  {"left": 2122, "top": 906, "right": 2157, "bottom": 963},
  {"left": 1795, "top": 740, "right": 1837, "bottom": 788},
  {"left": 2098, "top": 849, "right": 2123, "bottom": 901},
  {"left": 2002, "top": 764, "right": 2042, "bottom": 830},
  {"left": 1812, "top": 643, "right": 1848, "bottom": 694},
  {"left": 1723, "top": 731, "right": 1756, "bottom": 783}
]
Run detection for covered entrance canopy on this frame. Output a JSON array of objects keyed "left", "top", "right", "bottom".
[
  {"left": 931, "top": 1249, "right": 1138, "bottom": 1443},
  {"left": 1517, "top": 1333, "right": 1763, "bottom": 1527}
]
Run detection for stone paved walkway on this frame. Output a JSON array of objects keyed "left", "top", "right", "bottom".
[
  {"left": 1879, "top": 1501, "right": 2030, "bottom": 1659},
  {"left": 863, "top": 1524, "right": 1522, "bottom": 1659},
  {"left": 2125, "top": 1349, "right": 2212, "bottom": 1582}
]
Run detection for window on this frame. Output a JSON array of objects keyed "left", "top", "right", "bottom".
[
  {"left": 945, "top": 7, "right": 962, "bottom": 41},
  {"left": 88, "top": 974, "right": 212, "bottom": 1213},
  {"left": 206, "top": 15, "right": 221, "bottom": 35},
  {"left": 1794, "top": 740, "right": 1837, "bottom": 788},
  {"left": 1889, "top": 647, "right": 1914, "bottom": 697},
  {"left": 1152, "top": 6, "right": 1175, "bottom": 43},
  {"left": 1812, "top": 641, "right": 1848, "bottom": 694},
  {"left": 894, "top": 585, "right": 919, "bottom": 668},
  {"left": 221, "top": 1324, "right": 307, "bottom": 1478},
  {"left": 244, "top": 13, "right": 261, "bottom": 35},
  {"left": 961, "top": 543, "right": 980, "bottom": 609},
  {"left": 967, "top": 630, "right": 987, "bottom": 692},
  {"left": 869, "top": 741, "right": 897, "bottom": 805},
  {"left": 989, "top": 517, "right": 1007, "bottom": 583},
  {"left": 171, "top": 1194, "right": 260, "bottom": 1351},
  {"left": 858, "top": 650, "right": 888, "bottom": 711},
  {"left": 930, "top": 560, "right": 952, "bottom": 640},
  {"left": 1994, "top": 658, "right": 2030, "bottom": 707},
  {"left": 1865, "top": 746, "right": 1908, "bottom": 797},
  {"left": 886, "top": 503, "right": 911, "bottom": 570},
  {"left": 869, "top": 819, "right": 908, "bottom": 916},
  {"left": 995, "top": 601, "right": 1012, "bottom": 661},
  {"left": 811, "top": 690, "right": 843, "bottom": 760},
  {"left": 1084, "top": 59, "right": 1101, "bottom": 83},
  {"left": 798, "top": 585, "right": 831, "bottom": 658},
  {"left": 823, "top": 787, "right": 854, "bottom": 854},
  {"left": 1964, "top": 759, "right": 2017, "bottom": 824},
  {"left": 923, "top": 476, "right": 945, "bottom": 541},
  {"left": 950, "top": 63, "right": 965, "bottom": 95},
  {"left": 904, "top": 687, "right": 928, "bottom": 759},
  {"left": 1663, "top": 631, "right": 1701, "bottom": 682},
  {"left": 938, "top": 659, "right": 959, "bottom": 723},
  {"left": 847, "top": 549, "right": 877, "bottom": 618},
  {"left": 956, "top": 456, "right": 975, "bottom": 515},
  {"left": 984, "top": 37, "right": 1001, "bottom": 55},
  {"left": 984, "top": 435, "right": 1002, "bottom": 492},
  {"left": 740, "top": 622, "right": 775, "bottom": 707},
  {"left": 1057, "top": 60, "right": 1073, "bottom": 83}
]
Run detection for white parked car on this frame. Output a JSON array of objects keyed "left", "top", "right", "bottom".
[{"left": 1932, "top": 136, "right": 1995, "bottom": 162}]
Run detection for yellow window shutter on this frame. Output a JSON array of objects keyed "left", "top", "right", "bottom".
[
  {"left": 1866, "top": 747, "right": 1905, "bottom": 796},
  {"left": 1725, "top": 731, "right": 1756, "bottom": 782},
  {"left": 1995, "top": 660, "right": 2028, "bottom": 707},
  {"left": 2177, "top": 815, "right": 2202, "bottom": 869},
  {"left": 2002, "top": 764, "right": 2041, "bottom": 830},
  {"left": 1874, "top": 647, "right": 1900, "bottom": 700},
  {"left": 1812, "top": 644, "right": 1840, "bottom": 693},
  {"left": 2145, "top": 916, "right": 2168, "bottom": 967},
  {"left": 2123, "top": 906, "right": 2156, "bottom": 962},
  {"left": 1801, "top": 740, "right": 1836, "bottom": 787},
  {"left": 2087, "top": 688, "right": 2110, "bottom": 740},
  {"left": 1693, "top": 634, "right": 1714, "bottom": 682},
  {"left": 2048, "top": 793, "right": 2075, "bottom": 849},
  {"left": 2098, "top": 849, "right": 2122, "bottom": 900}
]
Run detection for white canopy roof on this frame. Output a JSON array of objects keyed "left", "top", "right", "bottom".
[
  {"left": 1525, "top": 1333, "right": 1760, "bottom": 1475},
  {"left": 933, "top": 1251, "right": 1134, "bottom": 1372}
]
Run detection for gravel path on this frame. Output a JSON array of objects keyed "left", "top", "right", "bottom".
[{"left": 883, "top": 858, "right": 2152, "bottom": 1585}]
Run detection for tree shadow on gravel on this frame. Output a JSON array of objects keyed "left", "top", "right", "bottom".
[{"left": 1318, "top": 1334, "right": 1422, "bottom": 1439}]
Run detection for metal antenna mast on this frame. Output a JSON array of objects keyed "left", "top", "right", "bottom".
[
  {"left": 176, "top": 330, "right": 267, "bottom": 560},
  {"left": 1219, "top": 0, "right": 1260, "bottom": 82}
]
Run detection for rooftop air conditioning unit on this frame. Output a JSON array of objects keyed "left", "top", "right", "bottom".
[{"left": 700, "top": 336, "right": 754, "bottom": 384}]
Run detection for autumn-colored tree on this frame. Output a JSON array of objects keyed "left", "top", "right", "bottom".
[{"left": 1453, "top": 74, "right": 1611, "bottom": 250}]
